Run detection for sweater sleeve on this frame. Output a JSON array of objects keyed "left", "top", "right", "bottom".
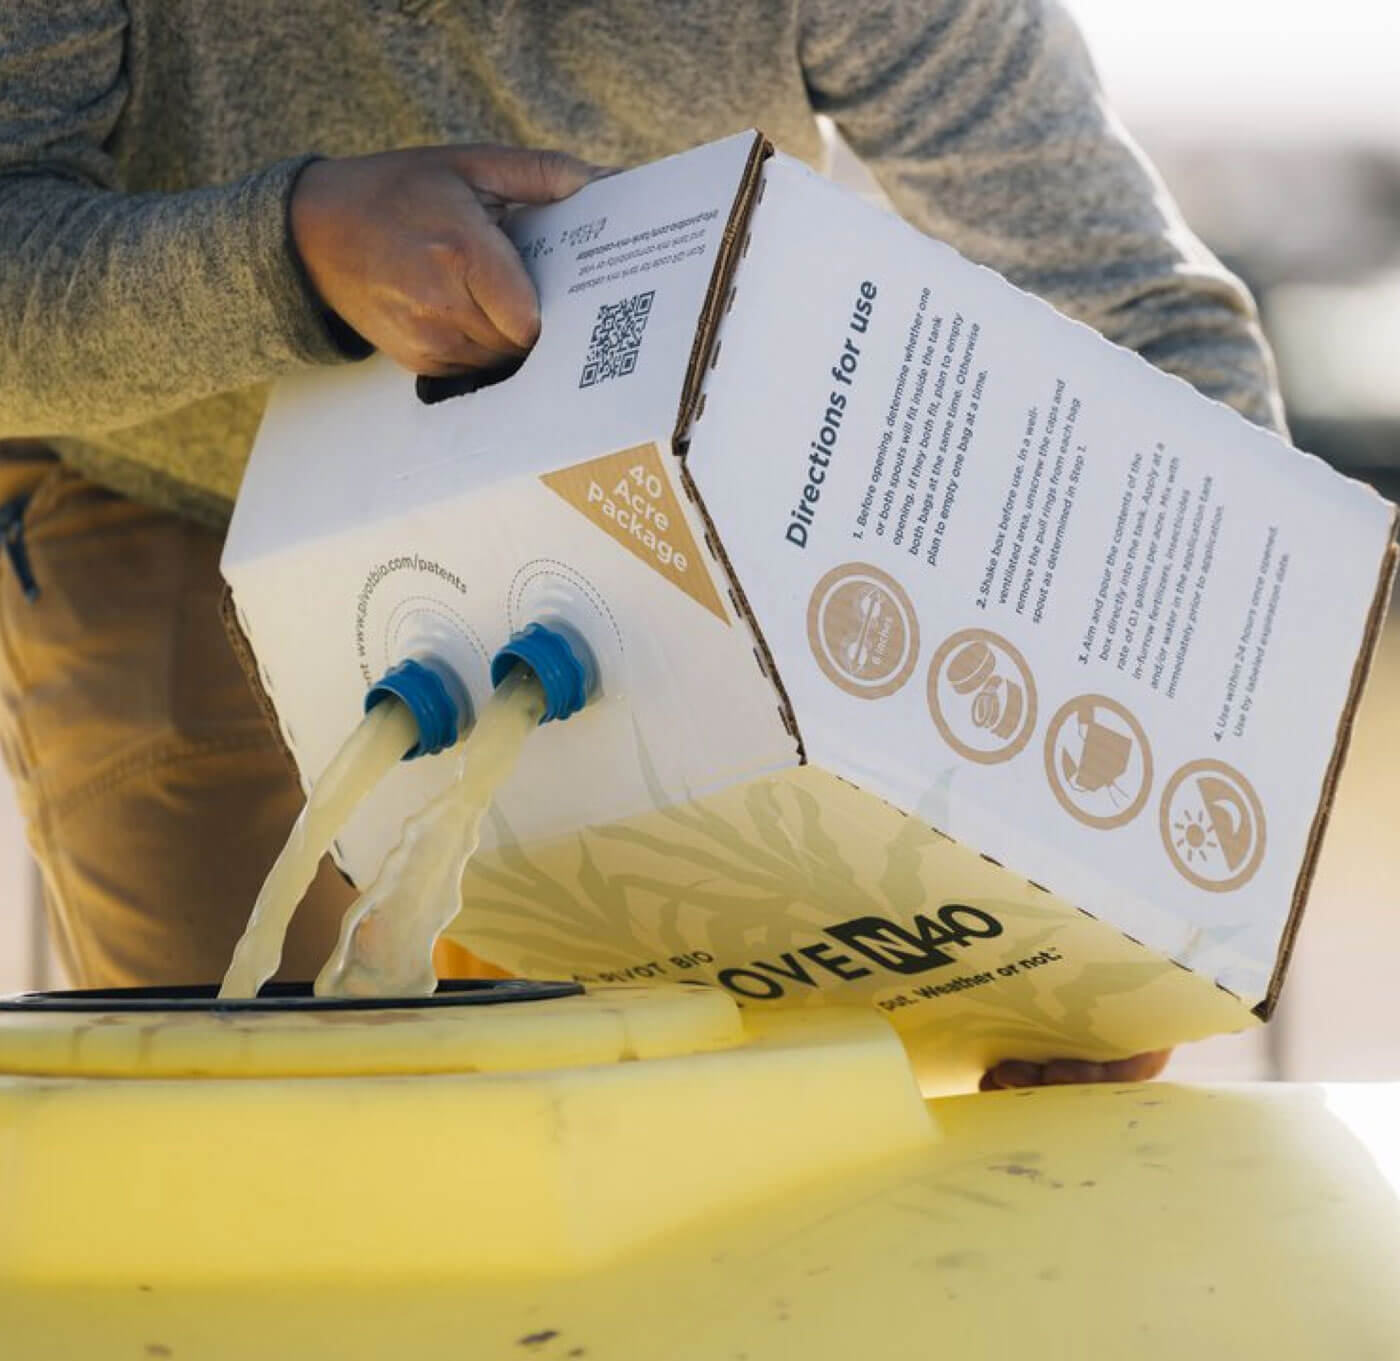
[
  {"left": 799, "top": 0, "right": 1288, "bottom": 434},
  {"left": 0, "top": 0, "right": 368, "bottom": 439}
]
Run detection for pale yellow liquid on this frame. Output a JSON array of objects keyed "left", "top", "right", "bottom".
[
  {"left": 315, "top": 667, "right": 546, "bottom": 998},
  {"left": 219, "top": 699, "right": 420, "bottom": 999}
]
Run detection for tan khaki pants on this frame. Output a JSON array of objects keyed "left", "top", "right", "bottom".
[{"left": 0, "top": 449, "right": 356, "bottom": 988}]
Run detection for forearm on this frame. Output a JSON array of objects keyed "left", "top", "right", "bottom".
[
  {"left": 803, "top": 0, "right": 1288, "bottom": 435},
  {"left": 0, "top": 160, "right": 366, "bottom": 437}
]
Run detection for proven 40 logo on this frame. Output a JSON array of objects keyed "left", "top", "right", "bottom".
[{"left": 715, "top": 904, "right": 1003, "bottom": 1000}]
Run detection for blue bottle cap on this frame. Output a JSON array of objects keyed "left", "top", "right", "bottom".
[
  {"left": 364, "top": 657, "right": 467, "bottom": 758},
  {"left": 490, "top": 622, "right": 593, "bottom": 724}
]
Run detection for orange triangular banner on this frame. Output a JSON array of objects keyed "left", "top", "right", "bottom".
[{"left": 541, "top": 443, "right": 729, "bottom": 624}]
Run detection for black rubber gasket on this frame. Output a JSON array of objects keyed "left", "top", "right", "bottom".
[{"left": 0, "top": 978, "right": 583, "bottom": 1014}]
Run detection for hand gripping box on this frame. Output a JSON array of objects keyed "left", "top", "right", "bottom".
[{"left": 224, "top": 132, "right": 1397, "bottom": 1092}]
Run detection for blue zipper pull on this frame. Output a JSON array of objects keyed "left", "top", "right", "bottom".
[{"left": 0, "top": 496, "right": 39, "bottom": 602}]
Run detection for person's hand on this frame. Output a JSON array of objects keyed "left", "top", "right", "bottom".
[
  {"left": 289, "top": 144, "right": 603, "bottom": 377},
  {"left": 980, "top": 1048, "right": 1172, "bottom": 1091}
]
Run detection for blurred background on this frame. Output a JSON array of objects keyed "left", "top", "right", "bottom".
[{"left": 1, "top": 0, "right": 1396, "bottom": 1082}]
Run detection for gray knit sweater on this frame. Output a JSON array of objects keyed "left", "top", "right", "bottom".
[{"left": 0, "top": 0, "right": 1285, "bottom": 526}]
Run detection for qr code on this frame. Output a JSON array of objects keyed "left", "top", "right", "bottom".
[{"left": 579, "top": 290, "right": 655, "bottom": 389}]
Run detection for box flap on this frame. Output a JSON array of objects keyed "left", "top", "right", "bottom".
[
  {"left": 686, "top": 152, "right": 1398, "bottom": 1009},
  {"left": 1257, "top": 528, "right": 1398, "bottom": 1018}
]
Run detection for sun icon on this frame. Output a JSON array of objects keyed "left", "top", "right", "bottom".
[
  {"left": 1173, "top": 806, "right": 1218, "bottom": 863},
  {"left": 1160, "top": 760, "right": 1265, "bottom": 892}
]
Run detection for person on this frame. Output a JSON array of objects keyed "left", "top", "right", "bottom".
[{"left": 0, "top": 1, "right": 1282, "bottom": 1090}]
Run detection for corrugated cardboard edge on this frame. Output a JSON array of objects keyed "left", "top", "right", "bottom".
[
  {"left": 1257, "top": 512, "right": 1399, "bottom": 1020},
  {"left": 219, "top": 583, "right": 302, "bottom": 780},
  {"left": 675, "top": 131, "right": 772, "bottom": 436},
  {"left": 670, "top": 131, "right": 806, "bottom": 758}
]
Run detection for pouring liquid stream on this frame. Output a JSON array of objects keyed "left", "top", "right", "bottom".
[
  {"left": 315, "top": 665, "right": 546, "bottom": 998},
  {"left": 219, "top": 699, "right": 420, "bottom": 1000}
]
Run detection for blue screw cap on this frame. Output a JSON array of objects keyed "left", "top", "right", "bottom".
[
  {"left": 365, "top": 657, "right": 467, "bottom": 758},
  {"left": 490, "top": 623, "right": 592, "bottom": 724}
]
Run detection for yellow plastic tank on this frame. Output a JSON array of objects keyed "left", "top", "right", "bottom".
[{"left": 0, "top": 980, "right": 1396, "bottom": 1358}]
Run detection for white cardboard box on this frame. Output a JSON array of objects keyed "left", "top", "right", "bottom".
[{"left": 224, "top": 132, "right": 1396, "bottom": 1092}]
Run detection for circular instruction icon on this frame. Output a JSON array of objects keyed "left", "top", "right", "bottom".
[
  {"left": 807, "top": 562, "right": 920, "bottom": 700},
  {"left": 927, "top": 628, "right": 1037, "bottom": 764},
  {"left": 1160, "top": 759, "right": 1266, "bottom": 892},
  {"left": 1044, "top": 694, "right": 1153, "bottom": 829}
]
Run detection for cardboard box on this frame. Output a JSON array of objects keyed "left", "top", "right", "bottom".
[{"left": 224, "top": 132, "right": 1396, "bottom": 1091}]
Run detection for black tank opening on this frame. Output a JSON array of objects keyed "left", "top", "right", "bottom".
[{"left": 0, "top": 978, "right": 583, "bottom": 1013}]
